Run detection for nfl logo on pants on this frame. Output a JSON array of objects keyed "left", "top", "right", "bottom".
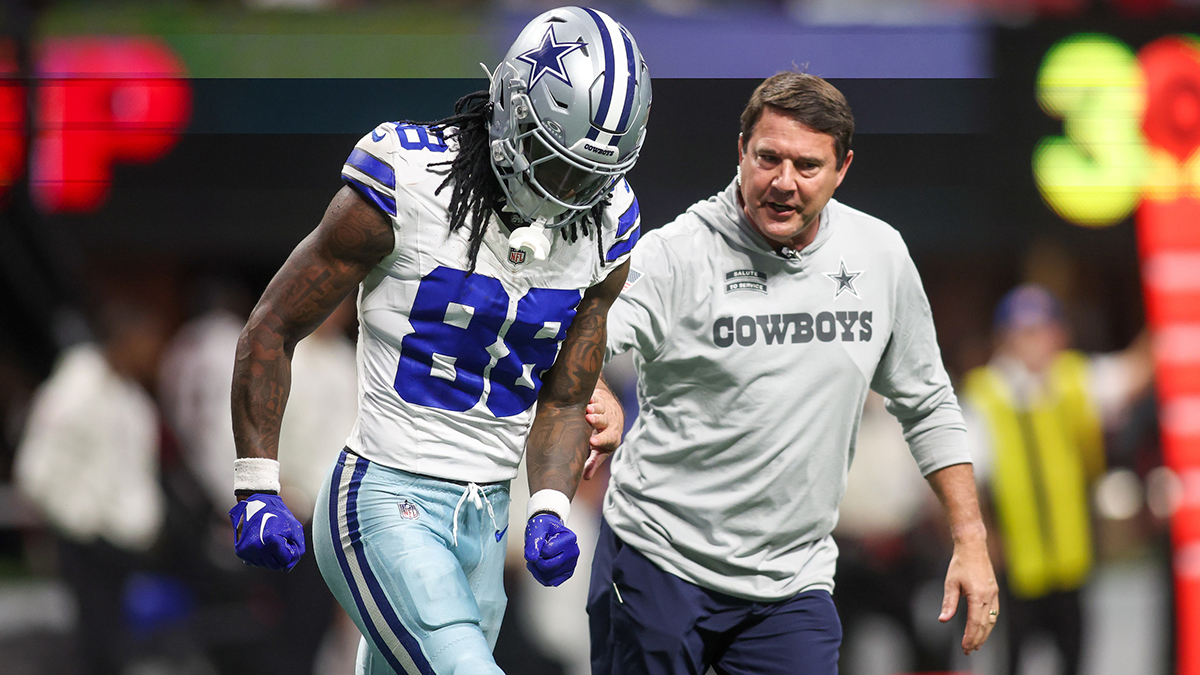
[{"left": 398, "top": 500, "right": 420, "bottom": 520}]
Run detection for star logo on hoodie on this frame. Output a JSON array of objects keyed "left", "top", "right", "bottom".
[{"left": 825, "top": 259, "right": 862, "bottom": 299}]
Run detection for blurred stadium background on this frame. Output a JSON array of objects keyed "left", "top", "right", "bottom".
[{"left": 0, "top": 0, "right": 1197, "bottom": 674}]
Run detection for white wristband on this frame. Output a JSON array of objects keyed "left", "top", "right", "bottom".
[
  {"left": 234, "top": 458, "right": 281, "bottom": 494},
  {"left": 526, "top": 489, "right": 571, "bottom": 524}
]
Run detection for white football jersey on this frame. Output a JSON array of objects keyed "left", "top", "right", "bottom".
[{"left": 338, "top": 122, "right": 639, "bottom": 483}]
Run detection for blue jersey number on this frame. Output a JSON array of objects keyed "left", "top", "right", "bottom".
[
  {"left": 395, "top": 267, "right": 580, "bottom": 417},
  {"left": 394, "top": 124, "right": 448, "bottom": 153}
]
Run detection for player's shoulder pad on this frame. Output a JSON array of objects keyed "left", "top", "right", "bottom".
[
  {"left": 341, "top": 122, "right": 403, "bottom": 218},
  {"left": 341, "top": 122, "right": 454, "bottom": 217},
  {"left": 602, "top": 178, "right": 641, "bottom": 266}
]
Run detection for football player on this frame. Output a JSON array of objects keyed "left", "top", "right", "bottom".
[{"left": 226, "top": 7, "right": 651, "bottom": 674}]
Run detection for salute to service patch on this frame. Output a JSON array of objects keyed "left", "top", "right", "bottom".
[{"left": 725, "top": 269, "right": 767, "bottom": 294}]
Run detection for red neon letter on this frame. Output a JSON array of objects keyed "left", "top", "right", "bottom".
[
  {"left": 30, "top": 38, "right": 190, "bottom": 213},
  {"left": 0, "top": 40, "right": 24, "bottom": 204}
]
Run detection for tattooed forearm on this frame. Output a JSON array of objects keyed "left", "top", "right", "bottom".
[
  {"left": 525, "top": 408, "right": 593, "bottom": 498},
  {"left": 538, "top": 304, "right": 607, "bottom": 403},
  {"left": 231, "top": 327, "right": 293, "bottom": 460},
  {"left": 526, "top": 301, "right": 607, "bottom": 497},
  {"left": 526, "top": 261, "right": 629, "bottom": 498},
  {"left": 231, "top": 186, "right": 393, "bottom": 462}
]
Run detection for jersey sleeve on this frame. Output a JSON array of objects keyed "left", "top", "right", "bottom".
[
  {"left": 341, "top": 123, "right": 403, "bottom": 219},
  {"left": 605, "top": 227, "right": 678, "bottom": 362},
  {"left": 601, "top": 179, "right": 642, "bottom": 271},
  {"left": 870, "top": 246, "right": 972, "bottom": 477}
]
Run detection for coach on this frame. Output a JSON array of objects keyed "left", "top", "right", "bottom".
[{"left": 585, "top": 72, "right": 999, "bottom": 675}]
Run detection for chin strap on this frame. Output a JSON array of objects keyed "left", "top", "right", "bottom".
[{"left": 508, "top": 218, "right": 552, "bottom": 261}]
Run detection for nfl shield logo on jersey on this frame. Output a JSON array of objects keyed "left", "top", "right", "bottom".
[
  {"left": 508, "top": 247, "right": 527, "bottom": 266},
  {"left": 398, "top": 500, "right": 420, "bottom": 520}
]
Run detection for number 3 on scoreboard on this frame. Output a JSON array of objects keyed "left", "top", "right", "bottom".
[
  {"left": 394, "top": 266, "right": 581, "bottom": 417},
  {"left": 1033, "top": 35, "right": 1146, "bottom": 227}
]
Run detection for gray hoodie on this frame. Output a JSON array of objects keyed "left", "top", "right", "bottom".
[{"left": 603, "top": 179, "right": 970, "bottom": 601}]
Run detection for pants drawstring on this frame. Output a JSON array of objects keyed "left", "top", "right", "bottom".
[{"left": 451, "top": 482, "right": 500, "bottom": 546}]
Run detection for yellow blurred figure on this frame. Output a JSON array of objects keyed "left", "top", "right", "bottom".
[{"left": 964, "top": 283, "right": 1107, "bottom": 675}]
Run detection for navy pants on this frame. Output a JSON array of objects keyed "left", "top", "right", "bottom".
[{"left": 588, "top": 518, "right": 841, "bottom": 675}]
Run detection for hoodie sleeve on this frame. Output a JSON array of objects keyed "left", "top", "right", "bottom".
[
  {"left": 606, "top": 228, "right": 679, "bottom": 361},
  {"left": 870, "top": 248, "right": 971, "bottom": 477}
]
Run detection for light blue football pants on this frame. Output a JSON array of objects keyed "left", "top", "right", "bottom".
[{"left": 313, "top": 449, "right": 511, "bottom": 675}]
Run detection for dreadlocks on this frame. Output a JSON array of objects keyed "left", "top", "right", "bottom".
[{"left": 428, "top": 90, "right": 609, "bottom": 272}]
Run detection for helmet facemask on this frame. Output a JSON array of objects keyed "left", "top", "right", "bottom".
[{"left": 490, "top": 86, "right": 637, "bottom": 229}]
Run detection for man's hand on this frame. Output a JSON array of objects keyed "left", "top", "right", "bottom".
[
  {"left": 228, "top": 494, "right": 306, "bottom": 571},
  {"left": 940, "top": 536, "right": 1000, "bottom": 654},
  {"left": 926, "top": 462, "right": 999, "bottom": 655},
  {"left": 583, "top": 382, "right": 625, "bottom": 480},
  {"left": 524, "top": 513, "right": 579, "bottom": 587}
]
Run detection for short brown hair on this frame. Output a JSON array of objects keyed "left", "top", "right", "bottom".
[{"left": 740, "top": 72, "right": 855, "bottom": 168}]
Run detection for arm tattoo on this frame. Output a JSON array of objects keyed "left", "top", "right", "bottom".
[
  {"left": 231, "top": 186, "right": 393, "bottom": 462},
  {"left": 526, "top": 262, "right": 630, "bottom": 498}
]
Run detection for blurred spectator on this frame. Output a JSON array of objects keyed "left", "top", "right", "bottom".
[
  {"left": 963, "top": 283, "right": 1151, "bottom": 675},
  {"left": 13, "top": 298, "right": 170, "bottom": 675},
  {"left": 158, "top": 276, "right": 253, "bottom": 514},
  {"left": 159, "top": 278, "right": 348, "bottom": 675}
]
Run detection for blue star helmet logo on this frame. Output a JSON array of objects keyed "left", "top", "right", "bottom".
[{"left": 516, "top": 26, "right": 587, "bottom": 90}]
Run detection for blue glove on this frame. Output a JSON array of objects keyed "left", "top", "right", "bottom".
[
  {"left": 228, "top": 494, "right": 305, "bottom": 571},
  {"left": 524, "top": 513, "right": 579, "bottom": 587}
]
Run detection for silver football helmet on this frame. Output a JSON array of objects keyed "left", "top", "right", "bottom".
[{"left": 489, "top": 6, "right": 652, "bottom": 229}]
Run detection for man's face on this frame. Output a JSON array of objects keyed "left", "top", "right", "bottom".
[
  {"left": 1002, "top": 322, "right": 1068, "bottom": 374},
  {"left": 737, "top": 107, "right": 852, "bottom": 249}
]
